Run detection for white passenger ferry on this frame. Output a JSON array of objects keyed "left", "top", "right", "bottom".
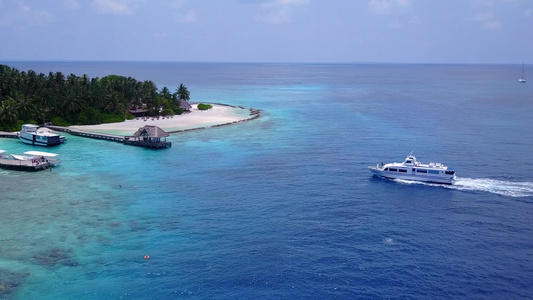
[
  {"left": 369, "top": 153, "right": 456, "bottom": 184},
  {"left": 19, "top": 124, "right": 66, "bottom": 147}
]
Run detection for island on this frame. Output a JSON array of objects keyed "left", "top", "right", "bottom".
[
  {"left": 70, "top": 103, "right": 259, "bottom": 135},
  {"left": 0, "top": 65, "right": 259, "bottom": 135}
]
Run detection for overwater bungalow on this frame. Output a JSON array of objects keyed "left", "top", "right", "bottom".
[{"left": 123, "top": 125, "right": 171, "bottom": 149}]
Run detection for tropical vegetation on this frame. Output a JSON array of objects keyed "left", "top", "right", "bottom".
[
  {"left": 197, "top": 103, "right": 213, "bottom": 110},
  {"left": 0, "top": 64, "right": 190, "bottom": 131}
]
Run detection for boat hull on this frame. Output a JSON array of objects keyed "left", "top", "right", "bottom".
[
  {"left": 19, "top": 132, "right": 64, "bottom": 147},
  {"left": 369, "top": 167, "right": 455, "bottom": 185}
]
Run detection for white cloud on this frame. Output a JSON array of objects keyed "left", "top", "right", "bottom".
[
  {"left": 64, "top": 0, "right": 81, "bottom": 10},
  {"left": 175, "top": 8, "right": 196, "bottom": 23},
  {"left": 474, "top": 0, "right": 494, "bottom": 6},
  {"left": 154, "top": 31, "right": 169, "bottom": 39},
  {"left": 255, "top": 6, "right": 290, "bottom": 23},
  {"left": 166, "top": 1, "right": 197, "bottom": 23},
  {"left": 482, "top": 19, "right": 501, "bottom": 29},
  {"left": 474, "top": 12, "right": 502, "bottom": 29},
  {"left": 276, "top": 0, "right": 308, "bottom": 4},
  {"left": 92, "top": 0, "right": 145, "bottom": 15},
  {"left": 369, "top": 0, "right": 409, "bottom": 14},
  {"left": 0, "top": 3, "right": 52, "bottom": 28},
  {"left": 474, "top": 12, "right": 493, "bottom": 22},
  {"left": 255, "top": 0, "right": 309, "bottom": 24}
]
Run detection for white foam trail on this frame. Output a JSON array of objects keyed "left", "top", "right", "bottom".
[
  {"left": 450, "top": 177, "right": 533, "bottom": 197},
  {"left": 393, "top": 177, "right": 533, "bottom": 198}
]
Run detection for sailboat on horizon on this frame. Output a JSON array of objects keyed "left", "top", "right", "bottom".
[{"left": 518, "top": 62, "right": 526, "bottom": 83}]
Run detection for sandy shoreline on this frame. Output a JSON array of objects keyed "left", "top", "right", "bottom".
[{"left": 69, "top": 104, "right": 259, "bottom": 135}]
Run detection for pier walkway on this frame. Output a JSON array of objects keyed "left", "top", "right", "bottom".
[
  {"left": 0, "top": 131, "right": 18, "bottom": 139},
  {"left": 45, "top": 125, "right": 124, "bottom": 143},
  {"left": 45, "top": 125, "right": 171, "bottom": 148},
  {"left": 0, "top": 158, "right": 51, "bottom": 171}
]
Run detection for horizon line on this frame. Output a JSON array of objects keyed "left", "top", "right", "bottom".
[{"left": 0, "top": 59, "right": 528, "bottom": 66}]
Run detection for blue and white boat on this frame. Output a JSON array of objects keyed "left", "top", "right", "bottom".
[
  {"left": 19, "top": 124, "right": 66, "bottom": 147},
  {"left": 369, "top": 153, "right": 456, "bottom": 184}
]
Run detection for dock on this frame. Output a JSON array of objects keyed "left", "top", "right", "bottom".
[
  {"left": 123, "top": 139, "right": 171, "bottom": 149},
  {"left": 45, "top": 125, "right": 125, "bottom": 143},
  {"left": 0, "top": 131, "right": 18, "bottom": 139},
  {"left": 0, "top": 158, "right": 52, "bottom": 171},
  {"left": 45, "top": 125, "right": 171, "bottom": 148},
  {"left": 124, "top": 125, "right": 171, "bottom": 148}
]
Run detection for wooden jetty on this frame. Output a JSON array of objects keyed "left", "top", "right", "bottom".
[
  {"left": 0, "top": 158, "right": 52, "bottom": 171},
  {"left": 0, "top": 150, "right": 60, "bottom": 172},
  {"left": 45, "top": 125, "right": 124, "bottom": 143},
  {"left": 0, "top": 131, "right": 18, "bottom": 139},
  {"left": 0, "top": 159, "right": 52, "bottom": 171},
  {"left": 45, "top": 125, "right": 171, "bottom": 149},
  {"left": 0, "top": 150, "right": 54, "bottom": 171}
]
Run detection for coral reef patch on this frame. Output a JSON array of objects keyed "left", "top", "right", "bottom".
[
  {"left": 32, "top": 247, "right": 78, "bottom": 267},
  {"left": 0, "top": 270, "right": 30, "bottom": 298}
]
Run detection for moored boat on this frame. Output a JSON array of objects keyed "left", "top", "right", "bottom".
[
  {"left": 11, "top": 154, "right": 33, "bottom": 161},
  {"left": 369, "top": 153, "right": 456, "bottom": 184},
  {"left": 0, "top": 150, "right": 60, "bottom": 171},
  {"left": 23, "top": 151, "right": 61, "bottom": 167},
  {"left": 19, "top": 124, "right": 66, "bottom": 147}
]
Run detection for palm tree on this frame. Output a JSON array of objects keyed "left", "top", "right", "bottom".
[
  {"left": 160, "top": 86, "right": 172, "bottom": 100},
  {"left": 0, "top": 98, "right": 19, "bottom": 124},
  {"left": 61, "top": 91, "right": 83, "bottom": 115},
  {"left": 15, "top": 93, "right": 37, "bottom": 120},
  {"left": 175, "top": 83, "right": 190, "bottom": 101},
  {"left": 140, "top": 80, "right": 158, "bottom": 113}
]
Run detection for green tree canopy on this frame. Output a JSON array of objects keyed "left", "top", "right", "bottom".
[
  {"left": 175, "top": 83, "right": 190, "bottom": 101},
  {"left": 0, "top": 64, "right": 190, "bottom": 131}
]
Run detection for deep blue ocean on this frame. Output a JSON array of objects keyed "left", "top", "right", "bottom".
[{"left": 1, "top": 62, "right": 532, "bottom": 299}]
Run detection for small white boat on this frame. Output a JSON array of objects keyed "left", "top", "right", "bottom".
[
  {"left": 19, "top": 124, "right": 66, "bottom": 147},
  {"left": 24, "top": 151, "right": 61, "bottom": 166},
  {"left": 0, "top": 150, "right": 59, "bottom": 171},
  {"left": 518, "top": 62, "right": 526, "bottom": 83},
  {"left": 11, "top": 154, "right": 33, "bottom": 161},
  {"left": 369, "top": 153, "right": 456, "bottom": 184},
  {"left": 11, "top": 151, "right": 61, "bottom": 167}
]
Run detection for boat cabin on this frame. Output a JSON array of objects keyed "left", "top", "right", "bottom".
[
  {"left": 21, "top": 124, "right": 39, "bottom": 133},
  {"left": 403, "top": 156, "right": 418, "bottom": 166},
  {"left": 381, "top": 154, "right": 455, "bottom": 176}
]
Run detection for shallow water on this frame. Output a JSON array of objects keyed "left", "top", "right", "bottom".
[{"left": 1, "top": 62, "right": 533, "bottom": 299}]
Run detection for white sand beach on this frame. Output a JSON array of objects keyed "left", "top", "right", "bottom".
[{"left": 69, "top": 104, "right": 257, "bottom": 135}]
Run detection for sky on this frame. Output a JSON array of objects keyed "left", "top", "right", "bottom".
[{"left": 0, "top": 0, "right": 532, "bottom": 63}]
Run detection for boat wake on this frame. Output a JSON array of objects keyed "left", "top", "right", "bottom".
[{"left": 394, "top": 177, "right": 533, "bottom": 198}]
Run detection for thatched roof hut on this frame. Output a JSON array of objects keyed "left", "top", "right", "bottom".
[
  {"left": 180, "top": 99, "right": 192, "bottom": 111},
  {"left": 129, "top": 108, "right": 149, "bottom": 117},
  {"left": 123, "top": 125, "right": 171, "bottom": 148},
  {"left": 133, "top": 125, "right": 169, "bottom": 139}
]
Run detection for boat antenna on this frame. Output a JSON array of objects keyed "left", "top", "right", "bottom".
[{"left": 410, "top": 150, "right": 414, "bottom": 156}]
